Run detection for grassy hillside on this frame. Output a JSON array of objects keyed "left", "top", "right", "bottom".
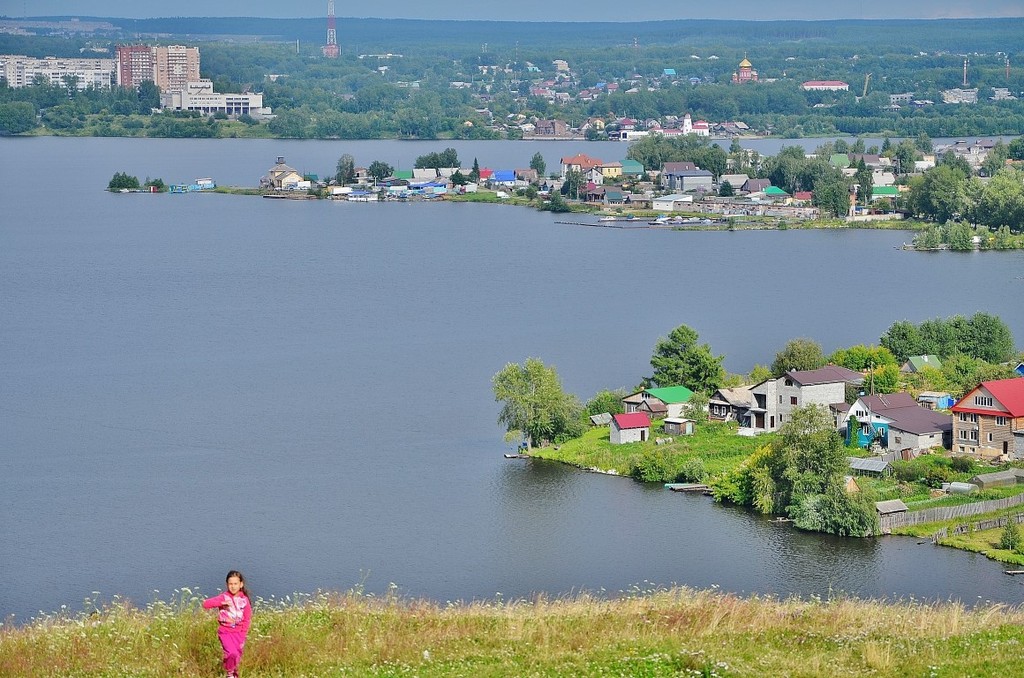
[{"left": 3, "top": 587, "right": 1023, "bottom": 676}]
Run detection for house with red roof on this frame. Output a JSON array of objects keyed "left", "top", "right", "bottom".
[
  {"left": 560, "top": 153, "right": 604, "bottom": 177},
  {"left": 610, "top": 412, "right": 651, "bottom": 444},
  {"left": 951, "top": 379, "right": 1024, "bottom": 459}
]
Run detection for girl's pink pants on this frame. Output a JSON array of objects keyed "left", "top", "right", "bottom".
[{"left": 217, "top": 628, "right": 246, "bottom": 675}]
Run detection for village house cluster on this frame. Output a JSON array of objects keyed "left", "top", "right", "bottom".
[
  {"left": 602, "top": 361, "right": 1024, "bottom": 515},
  {"left": 617, "top": 361, "right": 1024, "bottom": 459},
  {"left": 259, "top": 130, "right": 1008, "bottom": 224}
]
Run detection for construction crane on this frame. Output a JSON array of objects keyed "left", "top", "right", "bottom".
[{"left": 862, "top": 73, "right": 872, "bottom": 98}]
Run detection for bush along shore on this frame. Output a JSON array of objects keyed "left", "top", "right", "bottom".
[{"left": 3, "top": 587, "right": 1024, "bottom": 677}]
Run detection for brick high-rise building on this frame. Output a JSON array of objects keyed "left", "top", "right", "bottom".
[
  {"left": 116, "top": 45, "right": 154, "bottom": 88},
  {"left": 116, "top": 44, "right": 199, "bottom": 93},
  {"left": 153, "top": 45, "right": 200, "bottom": 93}
]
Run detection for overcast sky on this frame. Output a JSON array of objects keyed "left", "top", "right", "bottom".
[{"left": 8, "top": 0, "right": 1024, "bottom": 22}]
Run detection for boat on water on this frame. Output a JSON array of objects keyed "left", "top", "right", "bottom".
[
  {"left": 599, "top": 216, "right": 618, "bottom": 221},
  {"left": 170, "top": 177, "right": 216, "bottom": 194}
]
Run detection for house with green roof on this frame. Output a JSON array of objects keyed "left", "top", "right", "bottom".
[
  {"left": 620, "top": 159, "right": 644, "bottom": 176},
  {"left": 871, "top": 185, "right": 900, "bottom": 201},
  {"left": 901, "top": 354, "right": 942, "bottom": 373},
  {"left": 762, "top": 185, "right": 790, "bottom": 201},
  {"left": 829, "top": 154, "right": 851, "bottom": 168},
  {"left": 604, "top": 189, "right": 625, "bottom": 205},
  {"left": 622, "top": 385, "right": 695, "bottom": 419}
]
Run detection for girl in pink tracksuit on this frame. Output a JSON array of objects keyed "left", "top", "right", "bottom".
[{"left": 203, "top": 570, "right": 252, "bottom": 678}]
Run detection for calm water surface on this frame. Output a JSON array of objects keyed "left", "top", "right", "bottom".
[{"left": 2, "top": 138, "right": 1023, "bottom": 621}]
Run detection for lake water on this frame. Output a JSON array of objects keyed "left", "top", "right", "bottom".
[{"left": 2, "top": 138, "right": 1024, "bottom": 622}]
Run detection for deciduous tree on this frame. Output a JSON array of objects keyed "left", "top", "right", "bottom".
[
  {"left": 367, "top": 160, "right": 393, "bottom": 183},
  {"left": 0, "top": 101, "right": 37, "bottom": 134},
  {"left": 854, "top": 158, "right": 873, "bottom": 206},
  {"left": 880, "top": 320, "right": 922, "bottom": 363},
  {"left": 493, "top": 358, "right": 584, "bottom": 449},
  {"left": 529, "top": 152, "right": 546, "bottom": 177},
  {"left": 335, "top": 153, "right": 356, "bottom": 185},
  {"left": 585, "top": 389, "right": 626, "bottom": 416},
  {"left": 829, "top": 345, "right": 897, "bottom": 371},
  {"left": 771, "top": 338, "right": 826, "bottom": 376}
]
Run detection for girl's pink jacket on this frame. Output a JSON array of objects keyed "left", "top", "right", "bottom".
[{"left": 202, "top": 591, "right": 251, "bottom": 633}]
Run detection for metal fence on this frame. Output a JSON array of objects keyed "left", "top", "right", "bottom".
[{"left": 880, "top": 492, "right": 1024, "bottom": 533}]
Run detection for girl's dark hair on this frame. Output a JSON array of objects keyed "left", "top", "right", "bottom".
[{"left": 226, "top": 570, "right": 251, "bottom": 599}]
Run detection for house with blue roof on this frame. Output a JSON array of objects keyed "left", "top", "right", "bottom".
[{"left": 490, "top": 170, "right": 517, "bottom": 187}]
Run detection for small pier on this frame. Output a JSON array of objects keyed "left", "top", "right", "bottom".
[
  {"left": 664, "top": 483, "right": 710, "bottom": 492},
  {"left": 555, "top": 220, "right": 657, "bottom": 229},
  {"left": 263, "top": 193, "right": 318, "bottom": 200}
]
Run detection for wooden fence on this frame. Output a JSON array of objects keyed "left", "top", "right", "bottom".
[
  {"left": 932, "top": 512, "right": 1024, "bottom": 542},
  {"left": 879, "top": 492, "right": 1024, "bottom": 533}
]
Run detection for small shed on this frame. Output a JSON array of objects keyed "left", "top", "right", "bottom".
[
  {"left": 663, "top": 417, "right": 694, "bottom": 435},
  {"left": 589, "top": 412, "right": 612, "bottom": 426},
  {"left": 610, "top": 412, "right": 651, "bottom": 445},
  {"left": 875, "top": 499, "right": 908, "bottom": 516},
  {"left": 843, "top": 475, "right": 861, "bottom": 493},
  {"left": 917, "top": 391, "right": 955, "bottom": 410}
]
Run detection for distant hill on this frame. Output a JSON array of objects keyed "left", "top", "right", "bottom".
[{"left": 9, "top": 15, "right": 1024, "bottom": 53}]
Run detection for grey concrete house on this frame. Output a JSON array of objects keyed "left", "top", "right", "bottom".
[
  {"left": 662, "top": 167, "right": 714, "bottom": 192},
  {"left": 745, "top": 366, "right": 863, "bottom": 433}
]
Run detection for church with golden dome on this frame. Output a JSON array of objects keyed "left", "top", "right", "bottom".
[{"left": 731, "top": 56, "right": 758, "bottom": 84}]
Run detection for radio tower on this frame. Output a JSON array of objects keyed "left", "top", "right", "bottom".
[{"left": 322, "top": 0, "right": 340, "bottom": 58}]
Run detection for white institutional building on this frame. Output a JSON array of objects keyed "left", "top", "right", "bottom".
[
  {"left": 160, "top": 80, "right": 268, "bottom": 117},
  {"left": 0, "top": 55, "right": 114, "bottom": 89}
]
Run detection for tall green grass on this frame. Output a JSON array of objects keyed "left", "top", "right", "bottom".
[
  {"left": 532, "top": 422, "right": 763, "bottom": 481},
  {"left": 3, "top": 587, "right": 1023, "bottom": 677}
]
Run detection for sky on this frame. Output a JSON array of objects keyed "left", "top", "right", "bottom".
[{"left": 6, "top": 0, "right": 1024, "bottom": 22}]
